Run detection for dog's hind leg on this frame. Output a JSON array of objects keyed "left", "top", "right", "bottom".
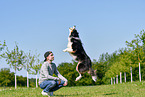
[
  {"left": 75, "top": 74, "right": 82, "bottom": 81},
  {"left": 75, "top": 62, "right": 82, "bottom": 81}
]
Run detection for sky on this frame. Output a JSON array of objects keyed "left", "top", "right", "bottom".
[{"left": 0, "top": 0, "right": 145, "bottom": 78}]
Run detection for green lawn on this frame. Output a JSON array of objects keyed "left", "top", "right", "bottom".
[{"left": 0, "top": 81, "right": 145, "bottom": 97}]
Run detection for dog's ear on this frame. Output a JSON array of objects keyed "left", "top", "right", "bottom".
[
  {"left": 69, "top": 27, "right": 73, "bottom": 32},
  {"left": 73, "top": 25, "right": 76, "bottom": 29},
  {"left": 69, "top": 26, "right": 76, "bottom": 32}
]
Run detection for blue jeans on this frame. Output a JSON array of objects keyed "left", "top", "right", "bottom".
[{"left": 39, "top": 80, "right": 64, "bottom": 93}]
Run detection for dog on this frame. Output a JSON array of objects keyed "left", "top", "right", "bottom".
[{"left": 63, "top": 26, "right": 97, "bottom": 82}]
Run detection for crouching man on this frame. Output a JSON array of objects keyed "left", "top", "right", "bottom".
[{"left": 39, "top": 51, "right": 68, "bottom": 96}]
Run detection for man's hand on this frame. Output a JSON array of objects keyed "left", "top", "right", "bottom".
[
  {"left": 63, "top": 81, "right": 68, "bottom": 86},
  {"left": 58, "top": 79, "right": 61, "bottom": 85}
]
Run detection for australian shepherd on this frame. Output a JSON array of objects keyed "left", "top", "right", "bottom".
[{"left": 63, "top": 26, "right": 97, "bottom": 82}]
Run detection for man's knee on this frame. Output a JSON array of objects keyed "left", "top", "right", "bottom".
[{"left": 49, "top": 80, "right": 57, "bottom": 86}]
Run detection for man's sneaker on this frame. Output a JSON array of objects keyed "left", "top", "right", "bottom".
[
  {"left": 42, "top": 91, "right": 53, "bottom": 96},
  {"left": 41, "top": 91, "right": 49, "bottom": 96}
]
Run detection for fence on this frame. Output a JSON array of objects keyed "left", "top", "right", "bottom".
[{"left": 111, "top": 63, "right": 142, "bottom": 85}]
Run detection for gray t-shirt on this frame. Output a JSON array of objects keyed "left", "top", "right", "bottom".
[{"left": 39, "top": 61, "right": 68, "bottom": 84}]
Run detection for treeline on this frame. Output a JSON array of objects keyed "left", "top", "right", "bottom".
[
  {"left": 0, "top": 68, "right": 37, "bottom": 87},
  {"left": 0, "top": 30, "right": 145, "bottom": 87}
]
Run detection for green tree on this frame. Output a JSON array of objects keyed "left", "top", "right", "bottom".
[
  {"left": 17, "top": 75, "right": 27, "bottom": 87},
  {"left": 0, "top": 40, "right": 6, "bottom": 58},
  {"left": 103, "top": 30, "right": 145, "bottom": 84},
  {"left": 4, "top": 43, "right": 26, "bottom": 89},
  {"left": 97, "top": 51, "right": 121, "bottom": 84},
  {"left": 0, "top": 68, "right": 14, "bottom": 87},
  {"left": 28, "top": 52, "right": 42, "bottom": 88},
  {"left": 57, "top": 62, "right": 77, "bottom": 86},
  {"left": 29, "top": 62, "right": 42, "bottom": 88},
  {"left": 24, "top": 51, "right": 35, "bottom": 88},
  {"left": 126, "top": 30, "right": 145, "bottom": 81}
]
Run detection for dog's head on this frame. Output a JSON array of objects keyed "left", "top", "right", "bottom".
[{"left": 69, "top": 26, "right": 79, "bottom": 38}]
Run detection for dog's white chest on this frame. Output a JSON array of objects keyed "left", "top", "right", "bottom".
[{"left": 67, "top": 37, "right": 72, "bottom": 48}]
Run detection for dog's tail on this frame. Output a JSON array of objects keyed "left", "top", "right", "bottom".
[
  {"left": 88, "top": 68, "right": 97, "bottom": 82},
  {"left": 89, "top": 68, "right": 97, "bottom": 76}
]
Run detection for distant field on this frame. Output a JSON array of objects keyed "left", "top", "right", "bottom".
[{"left": 0, "top": 81, "right": 145, "bottom": 97}]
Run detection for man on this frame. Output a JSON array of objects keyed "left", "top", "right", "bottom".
[{"left": 39, "top": 51, "right": 68, "bottom": 96}]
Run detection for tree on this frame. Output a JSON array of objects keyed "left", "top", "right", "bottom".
[
  {"left": 24, "top": 51, "right": 42, "bottom": 88},
  {"left": 4, "top": 43, "right": 26, "bottom": 89},
  {"left": 17, "top": 75, "right": 27, "bottom": 87},
  {"left": 57, "top": 62, "right": 77, "bottom": 86},
  {"left": 28, "top": 52, "right": 42, "bottom": 88},
  {"left": 23, "top": 51, "right": 35, "bottom": 88},
  {"left": 103, "top": 30, "right": 145, "bottom": 84},
  {"left": 0, "top": 40, "right": 6, "bottom": 59},
  {"left": 126, "top": 30, "right": 145, "bottom": 81},
  {"left": 0, "top": 68, "right": 14, "bottom": 87},
  {"left": 30, "top": 62, "right": 42, "bottom": 88}
]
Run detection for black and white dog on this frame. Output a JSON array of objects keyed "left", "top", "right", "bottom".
[{"left": 63, "top": 26, "right": 97, "bottom": 82}]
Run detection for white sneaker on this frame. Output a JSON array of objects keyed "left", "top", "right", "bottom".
[
  {"left": 42, "top": 91, "right": 53, "bottom": 96},
  {"left": 41, "top": 91, "right": 49, "bottom": 96}
]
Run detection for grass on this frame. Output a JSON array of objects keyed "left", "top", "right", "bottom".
[{"left": 0, "top": 81, "right": 145, "bottom": 97}]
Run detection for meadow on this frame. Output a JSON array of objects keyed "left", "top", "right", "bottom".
[{"left": 0, "top": 81, "right": 144, "bottom": 97}]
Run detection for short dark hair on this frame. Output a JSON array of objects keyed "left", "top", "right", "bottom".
[{"left": 44, "top": 51, "right": 52, "bottom": 61}]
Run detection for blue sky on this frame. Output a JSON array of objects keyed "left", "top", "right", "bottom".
[{"left": 0, "top": 0, "right": 145, "bottom": 78}]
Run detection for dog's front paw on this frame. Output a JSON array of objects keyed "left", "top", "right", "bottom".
[{"left": 63, "top": 49, "right": 67, "bottom": 52}]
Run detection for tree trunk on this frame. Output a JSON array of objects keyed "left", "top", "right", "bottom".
[
  {"left": 27, "top": 71, "right": 29, "bottom": 87},
  {"left": 124, "top": 72, "right": 126, "bottom": 82},
  {"left": 139, "top": 63, "right": 141, "bottom": 82},
  {"left": 15, "top": 73, "right": 17, "bottom": 89},
  {"left": 15, "top": 66, "right": 17, "bottom": 89},
  {"left": 130, "top": 67, "right": 132, "bottom": 82},
  {"left": 36, "top": 75, "right": 38, "bottom": 88},
  {"left": 120, "top": 72, "right": 122, "bottom": 83}
]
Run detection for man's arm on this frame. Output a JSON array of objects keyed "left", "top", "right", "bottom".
[
  {"left": 58, "top": 73, "right": 68, "bottom": 82},
  {"left": 42, "top": 63, "right": 59, "bottom": 80},
  {"left": 54, "top": 64, "right": 68, "bottom": 82}
]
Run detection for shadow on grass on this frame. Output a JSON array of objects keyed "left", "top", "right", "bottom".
[
  {"left": 103, "top": 92, "right": 117, "bottom": 95},
  {"left": 54, "top": 94, "right": 88, "bottom": 97},
  {"left": 53, "top": 92, "right": 117, "bottom": 97},
  {"left": 54, "top": 92, "right": 91, "bottom": 97}
]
